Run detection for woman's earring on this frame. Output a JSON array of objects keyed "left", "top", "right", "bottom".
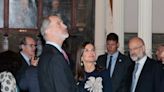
[{"left": 80, "top": 62, "right": 83, "bottom": 66}]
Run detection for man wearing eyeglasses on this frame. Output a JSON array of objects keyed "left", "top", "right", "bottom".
[
  {"left": 16, "top": 36, "right": 38, "bottom": 92},
  {"left": 128, "top": 37, "right": 162, "bottom": 92}
]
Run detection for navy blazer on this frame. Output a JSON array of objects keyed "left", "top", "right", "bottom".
[
  {"left": 38, "top": 44, "right": 77, "bottom": 92},
  {"left": 19, "top": 66, "right": 40, "bottom": 92},
  {"left": 16, "top": 53, "right": 29, "bottom": 83},
  {"left": 130, "top": 57, "right": 161, "bottom": 92},
  {"left": 77, "top": 69, "right": 112, "bottom": 92},
  {"left": 97, "top": 52, "right": 133, "bottom": 92}
]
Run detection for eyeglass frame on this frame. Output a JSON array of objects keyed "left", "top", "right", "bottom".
[
  {"left": 129, "top": 45, "right": 144, "bottom": 52},
  {"left": 24, "top": 44, "right": 37, "bottom": 48}
]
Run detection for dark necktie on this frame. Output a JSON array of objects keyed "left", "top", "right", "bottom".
[{"left": 108, "top": 55, "right": 113, "bottom": 77}]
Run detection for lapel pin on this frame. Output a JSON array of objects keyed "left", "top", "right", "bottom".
[{"left": 119, "top": 59, "right": 122, "bottom": 62}]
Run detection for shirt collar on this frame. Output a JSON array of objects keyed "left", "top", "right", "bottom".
[
  {"left": 108, "top": 51, "right": 119, "bottom": 59},
  {"left": 20, "top": 51, "right": 30, "bottom": 65},
  {"left": 136, "top": 55, "right": 147, "bottom": 65},
  {"left": 46, "top": 41, "right": 62, "bottom": 52}
]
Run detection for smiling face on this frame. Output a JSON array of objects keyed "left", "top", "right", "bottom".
[{"left": 81, "top": 43, "right": 96, "bottom": 64}]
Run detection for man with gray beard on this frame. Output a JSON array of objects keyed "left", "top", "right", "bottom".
[
  {"left": 38, "top": 16, "right": 77, "bottom": 92},
  {"left": 128, "top": 37, "right": 161, "bottom": 92}
]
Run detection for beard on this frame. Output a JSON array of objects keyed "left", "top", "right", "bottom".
[
  {"left": 130, "top": 52, "right": 145, "bottom": 61},
  {"left": 53, "top": 31, "right": 69, "bottom": 41},
  {"left": 130, "top": 55, "right": 139, "bottom": 61}
]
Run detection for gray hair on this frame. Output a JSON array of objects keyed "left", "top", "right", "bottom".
[{"left": 40, "top": 18, "right": 50, "bottom": 38}]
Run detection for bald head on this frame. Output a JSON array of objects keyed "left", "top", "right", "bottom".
[
  {"left": 128, "top": 37, "right": 146, "bottom": 62},
  {"left": 128, "top": 37, "right": 145, "bottom": 47}
]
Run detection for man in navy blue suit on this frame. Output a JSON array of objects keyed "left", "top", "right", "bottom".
[
  {"left": 38, "top": 15, "right": 77, "bottom": 92},
  {"left": 128, "top": 37, "right": 161, "bottom": 92},
  {"left": 97, "top": 33, "right": 133, "bottom": 92},
  {"left": 19, "top": 56, "right": 39, "bottom": 92},
  {"left": 16, "top": 36, "right": 37, "bottom": 92}
]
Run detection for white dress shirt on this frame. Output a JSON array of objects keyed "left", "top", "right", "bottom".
[
  {"left": 131, "top": 55, "right": 147, "bottom": 92},
  {"left": 20, "top": 51, "right": 30, "bottom": 65},
  {"left": 46, "top": 41, "right": 62, "bottom": 52},
  {"left": 106, "top": 51, "right": 119, "bottom": 77}
]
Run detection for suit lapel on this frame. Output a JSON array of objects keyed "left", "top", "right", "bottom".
[
  {"left": 104, "top": 54, "right": 108, "bottom": 67},
  {"left": 111, "top": 53, "right": 123, "bottom": 78},
  {"left": 46, "top": 44, "right": 70, "bottom": 66},
  {"left": 19, "top": 53, "right": 29, "bottom": 66},
  {"left": 135, "top": 57, "right": 150, "bottom": 91}
]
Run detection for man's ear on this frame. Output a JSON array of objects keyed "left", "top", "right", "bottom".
[
  {"left": 19, "top": 44, "right": 25, "bottom": 50},
  {"left": 45, "top": 28, "right": 51, "bottom": 34}
]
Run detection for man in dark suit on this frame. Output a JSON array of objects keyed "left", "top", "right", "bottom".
[
  {"left": 97, "top": 33, "right": 133, "bottom": 92},
  {"left": 16, "top": 37, "right": 36, "bottom": 80},
  {"left": 128, "top": 37, "right": 161, "bottom": 92},
  {"left": 16, "top": 36, "right": 37, "bottom": 92},
  {"left": 38, "top": 16, "right": 77, "bottom": 92},
  {"left": 19, "top": 56, "right": 39, "bottom": 92}
]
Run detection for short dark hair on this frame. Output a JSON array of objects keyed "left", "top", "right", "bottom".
[
  {"left": 20, "top": 37, "right": 26, "bottom": 45},
  {"left": 106, "top": 33, "right": 119, "bottom": 43},
  {"left": 19, "top": 36, "right": 34, "bottom": 50}
]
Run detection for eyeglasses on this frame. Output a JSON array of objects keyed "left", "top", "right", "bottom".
[
  {"left": 129, "top": 45, "right": 143, "bottom": 52},
  {"left": 24, "top": 44, "right": 36, "bottom": 48}
]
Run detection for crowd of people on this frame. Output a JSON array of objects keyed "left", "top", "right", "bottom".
[{"left": 0, "top": 15, "right": 164, "bottom": 92}]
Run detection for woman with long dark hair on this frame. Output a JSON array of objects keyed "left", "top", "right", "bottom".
[{"left": 75, "top": 42, "right": 112, "bottom": 92}]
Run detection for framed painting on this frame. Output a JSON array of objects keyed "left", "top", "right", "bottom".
[
  {"left": 43, "top": 0, "right": 71, "bottom": 29},
  {"left": 0, "top": 0, "right": 4, "bottom": 28},
  {"left": 9, "top": 0, "right": 37, "bottom": 28}
]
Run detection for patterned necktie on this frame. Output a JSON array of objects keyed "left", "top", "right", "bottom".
[{"left": 131, "top": 63, "right": 139, "bottom": 92}]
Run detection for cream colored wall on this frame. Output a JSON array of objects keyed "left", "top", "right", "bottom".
[{"left": 125, "top": 0, "right": 164, "bottom": 33}]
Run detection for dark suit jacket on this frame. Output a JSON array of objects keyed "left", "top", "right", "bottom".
[
  {"left": 160, "top": 64, "right": 164, "bottom": 92},
  {"left": 38, "top": 44, "right": 77, "bottom": 92},
  {"left": 19, "top": 66, "right": 40, "bottom": 92},
  {"left": 16, "top": 53, "right": 29, "bottom": 83},
  {"left": 97, "top": 52, "right": 133, "bottom": 92},
  {"left": 15, "top": 53, "right": 29, "bottom": 92},
  {"left": 130, "top": 57, "right": 161, "bottom": 92}
]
